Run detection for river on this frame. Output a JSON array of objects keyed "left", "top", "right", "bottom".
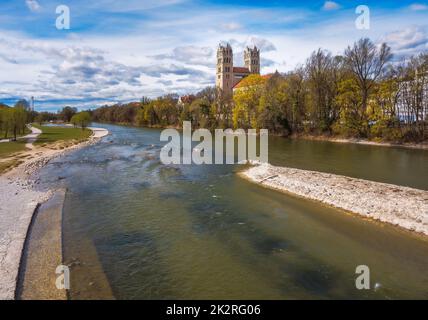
[{"left": 36, "top": 123, "right": 428, "bottom": 299}]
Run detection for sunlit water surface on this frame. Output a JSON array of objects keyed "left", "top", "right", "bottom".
[{"left": 37, "top": 123, "right": 428, "bottom": 299}]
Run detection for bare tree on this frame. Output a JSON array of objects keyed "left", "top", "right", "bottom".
[
  {"left": 305, "top": 49, "right": 342, "bottom": 132},
  {"left": 345, "top": 38, "right": 392, "bottom": 119}
]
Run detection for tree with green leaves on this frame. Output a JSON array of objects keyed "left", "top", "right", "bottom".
[
  {"left": 257, "top": 72, "right": 290, "bottom": 134},
  {"left": 233, "top": 74, "right": 266, "bottom": 129},
  {"left": 333, "top": 78, "right": 364, "bottom": 137},
  {"left": 0, "top": 107, "right": 13, "bottom": 138},
  {"left": 34, "top": 113, "right": 45, "bottom": 125},
  {"left": 60, "top": 106, "right": 78, "bottom": 122},
  {"left": 71, "top": 111, "right": 91, "bottom": 129}
]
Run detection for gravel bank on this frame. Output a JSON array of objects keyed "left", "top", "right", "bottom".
[
  {"left": 240, "top": 163, "right": 428, "bottom": 236},
  {"left": 17, "top": 189, "right": 67, "bottom": 300},
  {"left": 0, "top": 126, "right": 108, "bottom": 300}
]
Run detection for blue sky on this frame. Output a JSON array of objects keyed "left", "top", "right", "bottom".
[{"left": 0, "top": 0, "right": 427, "bottom": 111}]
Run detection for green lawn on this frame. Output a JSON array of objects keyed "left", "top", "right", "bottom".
[
  {"left": 0, "top": 140, "right": 27, "bottom": 159},
  {"left": 0, "top": 124, "right": 92, "bottom": 167},
  {"left": 33, "top": 124, "right": 92, "bottom": 145}
]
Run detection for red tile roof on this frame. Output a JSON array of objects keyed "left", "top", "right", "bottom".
[{"left": 233, "top": 67, "right": 250, "bottom": 74}]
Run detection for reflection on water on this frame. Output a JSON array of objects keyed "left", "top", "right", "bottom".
[
  {"left": 37, "top": 124, "right": 428, "bottom": 299},
  {"left": 269, "top": 137, "right": 428, "bottom": 190}
]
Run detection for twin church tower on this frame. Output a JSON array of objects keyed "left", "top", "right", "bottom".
[{"left": 215, "top": 43, "right": 260, "bottom": 95}]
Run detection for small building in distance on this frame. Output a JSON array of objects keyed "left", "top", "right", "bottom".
[
  {"left": 395, "top": 71, "right": 428, "bottom": 122},
  {"left": 178, "top": 94, "right": 196, "bottom": 106}
]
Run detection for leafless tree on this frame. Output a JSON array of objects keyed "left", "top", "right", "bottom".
[
  {"left": 305, "top": 49, "right": 342, "bottom": 131},
  {"left": 345, "top": 38, "right": 392, "bottom": 118}
]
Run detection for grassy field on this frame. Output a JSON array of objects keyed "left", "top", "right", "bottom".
[
  {"left": 33, "top": 124, "right": 92, "bottom": 145},
  {"left": 0, "top": 140, "right": 27, "bottom": 159},
  {"left": 0, "top": 125, "right": 92, "bottom": 173}
]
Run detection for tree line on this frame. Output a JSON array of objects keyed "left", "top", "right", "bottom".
[
  {"left": 0, "top": 100, "right": 33, "bottom": 140},
  {"left": 34, "top": 106, "right": 79, "bottom": 124},
  {"left": 3, "top": 38, "right": 427, "bottom": 143},
  {"left": 91, "top": 38, "right": 428, "bottom": 143},
  {"left": 0, "top": 103, "right": 92, "bottom": 140}
]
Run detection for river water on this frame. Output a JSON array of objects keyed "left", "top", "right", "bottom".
[{"left": 37, "top": 123, "right": 428, "bottom": 299}]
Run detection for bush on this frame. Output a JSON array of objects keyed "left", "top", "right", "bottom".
[{"left": 369, "top": 119, "right": 404, "bottom": 142}]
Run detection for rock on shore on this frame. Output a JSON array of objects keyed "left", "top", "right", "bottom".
[{"left": 240, "top": 163, "right": 428, "bottom": 236}]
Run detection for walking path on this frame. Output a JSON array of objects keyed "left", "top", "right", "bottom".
[
  {"left": 0, "top": 125, "right": 41, "bottom": 146},
  {"left": 22, "top": 125, "right": 42, "bottom": 149},
  {"left": 0, "top": 126, "right": 108, "bottom": 300}
]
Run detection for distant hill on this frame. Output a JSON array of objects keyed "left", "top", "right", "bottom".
[{"left": 0, "top": 103, "right": 10, "bottom": 109}]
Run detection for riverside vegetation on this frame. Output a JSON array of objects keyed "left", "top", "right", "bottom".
[
  {"left": 88, "top": 38, "right": 428, "bottom": 144},
  {"left": 0, "top": 116, "right": 93, "bottom": 173},
  {"left": 2, "top": 38, "right": 427, "bottom": 145}
]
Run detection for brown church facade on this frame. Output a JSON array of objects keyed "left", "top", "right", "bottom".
[{"left": 215, "top": 43, "right": 260, "bottom": 95}]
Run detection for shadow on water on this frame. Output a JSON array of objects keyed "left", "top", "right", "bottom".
[{"left": 93, "top": 231, "right": 177, "bottom": 299}]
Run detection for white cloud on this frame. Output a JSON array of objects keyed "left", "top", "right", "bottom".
[
  {"left": 1, "top": 2, "right": 428, "bottom": 111},
  {"left": 409, "top": 3, "right": 428, "bottom": 11},
  {"left": 322, "top": 1, "right": 340, "bottom": 11},
  {"left": 151, "top": 45, "right": 214, "bottom": 67},
  {"left": 0, "top": 34, "right": 214, "bottom": 109},
  {"left": 381, "top": 26, "right": 428, "bottom": 59},
  {"left": 25, "top": 0, "right": 41, "bottom": 12},
  {"left": 221, "top": 22, "right": 242, "bottom": 31},
  {"left": 224, "top": 37, "right": 277, "bottom": 52}
]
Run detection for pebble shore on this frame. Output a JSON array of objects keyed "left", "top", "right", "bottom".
[
  {"left": 0, "top": 127, "right": 108, "bottom": 300},
  {"left": 240, "top": 163, "right": 428, "bottom": 236}
]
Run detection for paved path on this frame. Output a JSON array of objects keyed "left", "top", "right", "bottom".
[
  {"left": 0, "top": 125, "right": 41, "bottom": 147},
  {"left": 21, "top": 125, "right": 42, "bottom": 149},
  {"left": 0, "top": 125, "right": 109, "bottom": 300}
]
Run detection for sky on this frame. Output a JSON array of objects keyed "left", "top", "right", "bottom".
[{"left": 0, "top": 0, "right": 427, "bottom": 112}]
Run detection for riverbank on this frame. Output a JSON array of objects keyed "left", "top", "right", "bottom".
[
  {"left": 0, "top": 126, "right": 108, "bottom": 300},
  {"left": 292, "top": 134, "right": 428, "bottom": 150},
  {"left": 240, "top": 163, "right": 428, "bottom": 237},
  {"left": 17, "top": 189, "right": 68, "bottom": 300}
]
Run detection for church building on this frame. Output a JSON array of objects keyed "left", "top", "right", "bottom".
[{"left": 215, "top": 43, "right": 260, "bottom": 95}]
